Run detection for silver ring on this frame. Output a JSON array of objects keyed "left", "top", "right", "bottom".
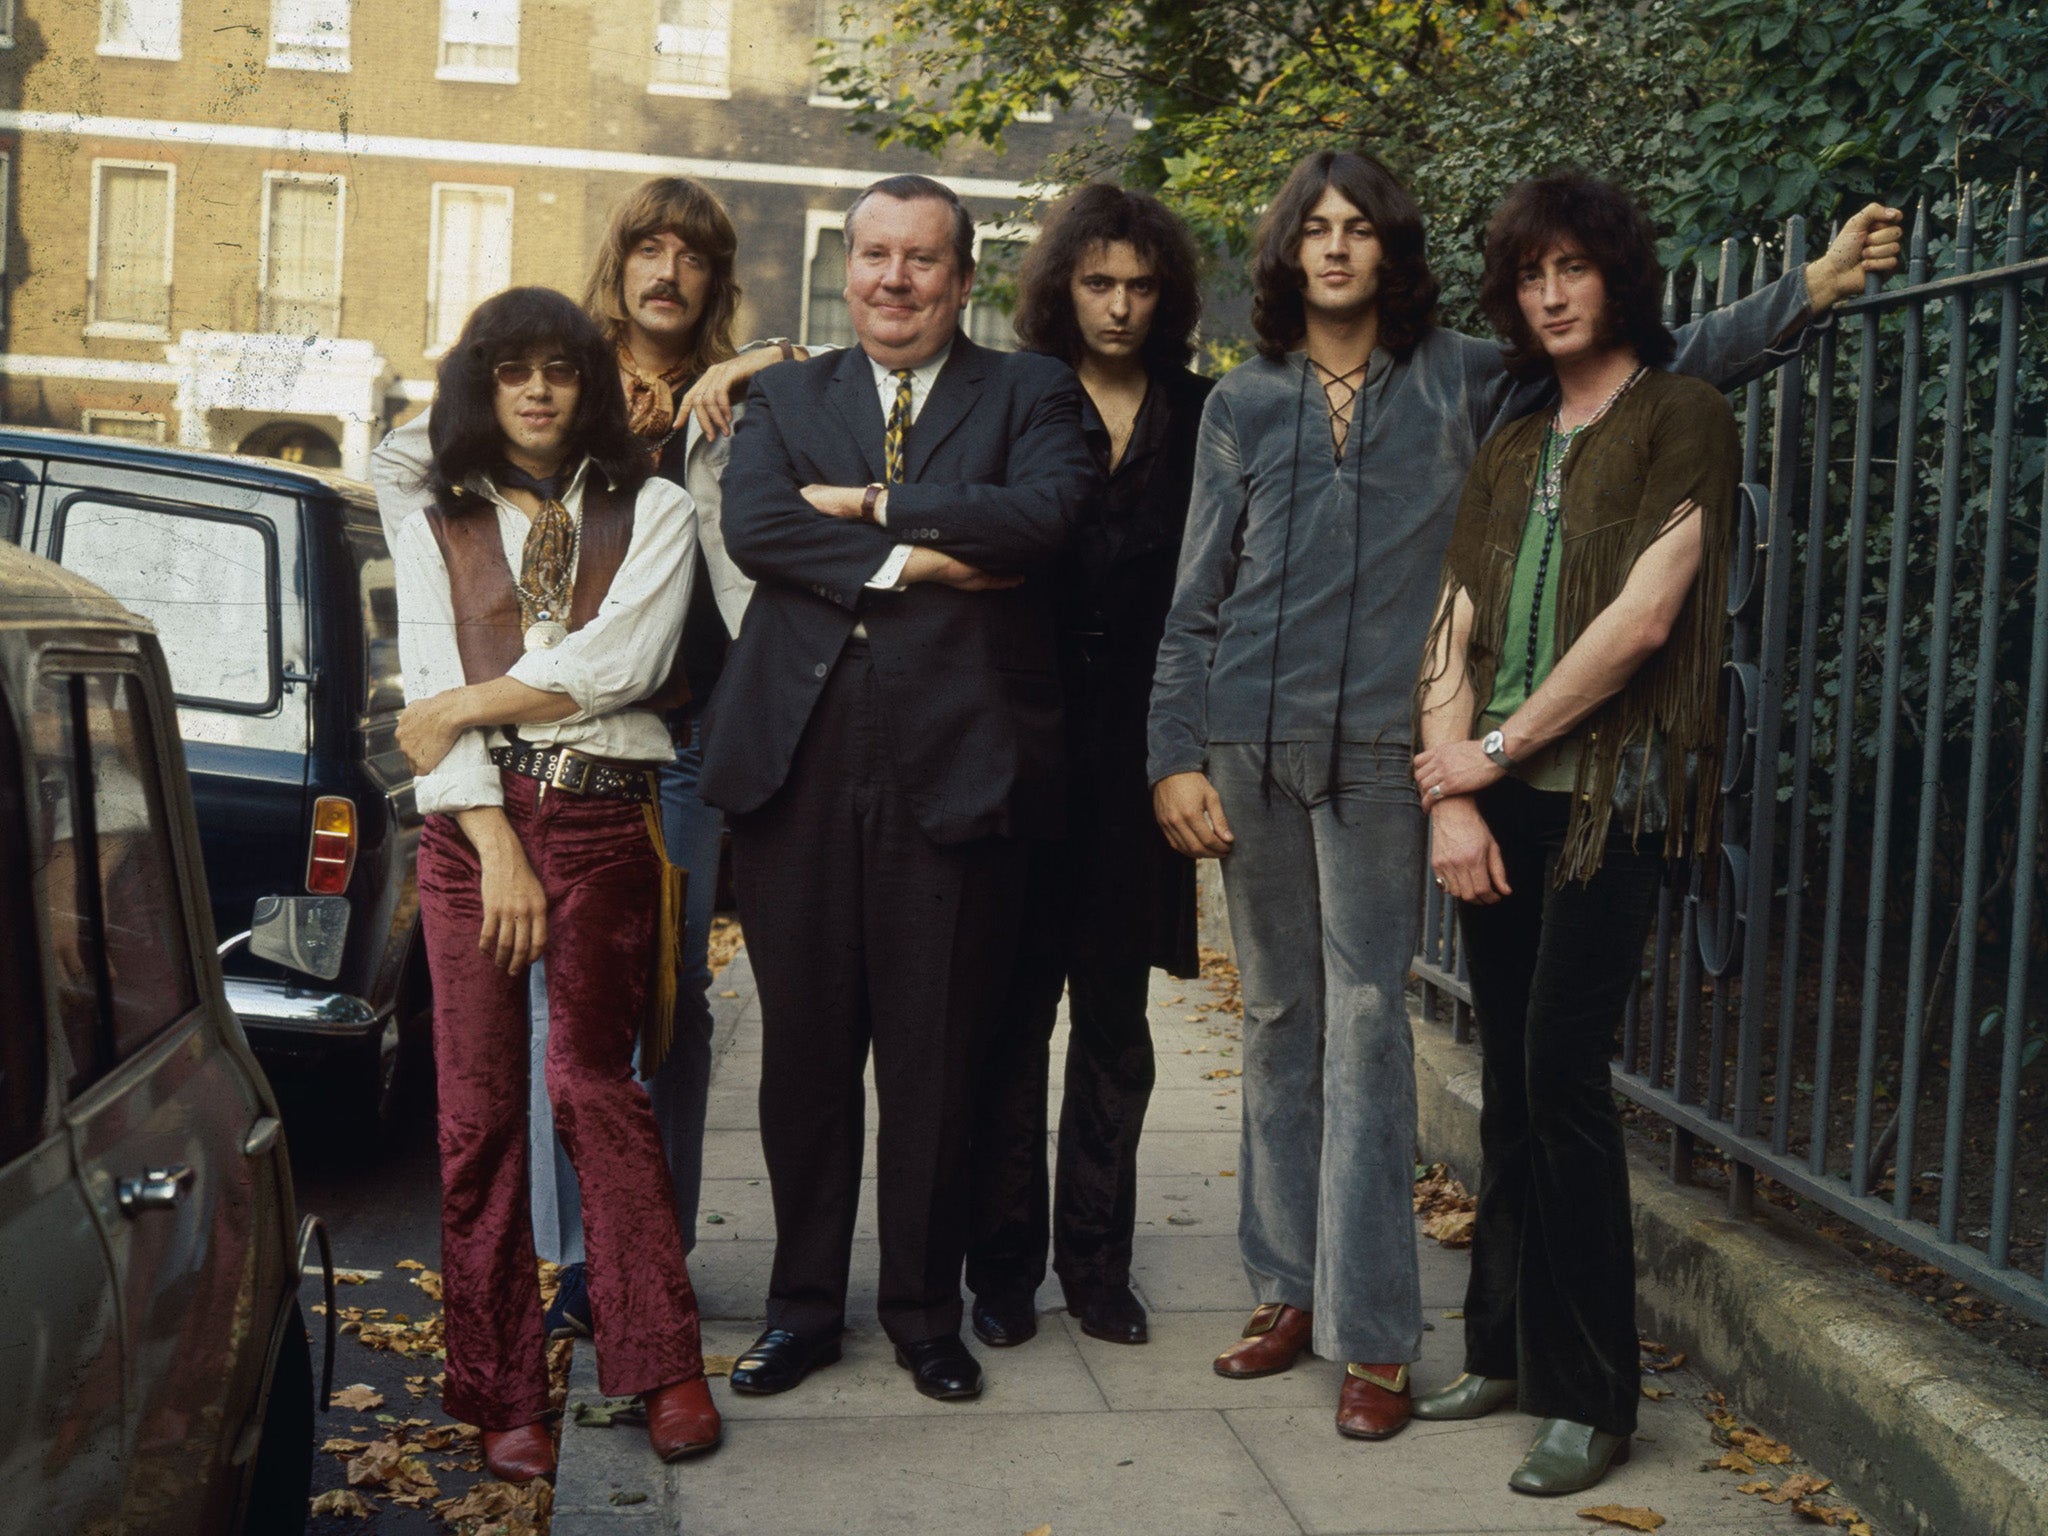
[
  {"left": 1429, "top": 783, "right": 1444, "bottom": 799},
  {"left": 1435, "top": 875, "right": 1446, "bottom": 888}
]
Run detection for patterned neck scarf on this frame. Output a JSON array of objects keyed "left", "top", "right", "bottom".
[
  {"left": 617, "top": 343, "right": 695, "bottom": 446},
  {"left": 494, "top": 460, "right": 579, "bottom": 632}
]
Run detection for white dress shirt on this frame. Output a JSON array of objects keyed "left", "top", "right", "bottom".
[
  {"left": 863, "top": 341, "right": 950, "bottom": 592},
  {"left": 391, "top": 459, "right": 697, "bottom": 815}
]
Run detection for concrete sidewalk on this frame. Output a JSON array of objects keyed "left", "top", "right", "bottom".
[{"left": 552, "top": 949, "right": 1885, "bottom": 1536}]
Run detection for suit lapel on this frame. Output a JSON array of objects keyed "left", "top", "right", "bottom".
[
  {"left": 904, "top": 333, "right": 989, "bottom": 483},
  {"left": 828, "top": 346, "right": 889, "bottom": 485}
]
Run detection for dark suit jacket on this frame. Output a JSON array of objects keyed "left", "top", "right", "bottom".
[{"left": 699, "top": 334, "right": 1100, "bottom": 845}]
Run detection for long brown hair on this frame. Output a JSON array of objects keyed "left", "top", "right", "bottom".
[
  {"left": 582, "top": 177, "right": 741, "bottom": 376},
  {"left": 1250, "top": 151, "right": 1437, "bottom": 361},
  {"left": 1014, "top": 183, "right": 1204, "bottom": 371},
  {"left": 1479, "top": 172, "right": 1676, "bottom": 381}
]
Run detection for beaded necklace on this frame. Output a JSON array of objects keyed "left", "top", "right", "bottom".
[{"left": 1520, "top": 364, "right": 1645, "bottom": 692}]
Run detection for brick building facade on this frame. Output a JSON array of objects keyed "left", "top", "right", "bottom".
[{"left": 0, "top": 0, "right": 1080, "bottom": 476}]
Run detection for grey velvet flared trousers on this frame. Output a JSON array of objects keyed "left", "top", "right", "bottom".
[{"left": 1208, "top": 742, "right": 1425, "bottom": 1366}]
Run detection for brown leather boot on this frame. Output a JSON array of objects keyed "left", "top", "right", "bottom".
[
  {"left": 481, "top": 1420, "right": 557, "bottom": 1483},
  {"left": 1335, "top": 1362, "right": 1412, "bottom": 1440},
  {"left": 1213, "top": 1303, "right": 1313, "bottom": 1379},
  {"left": 645, "top": 1375, "right": 723, "bottom": 1460}
]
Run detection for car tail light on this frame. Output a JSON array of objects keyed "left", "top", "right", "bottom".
[{"left": 306, "top": 796, "right": 357, "bottom": 895}]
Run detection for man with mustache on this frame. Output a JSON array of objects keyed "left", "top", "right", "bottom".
[
  {"left": 373, "top": 176, "right": 809, "bottom": 1338},
  {"left": 1148, "top": 149, "right": 1901, "bottom": 1443}
]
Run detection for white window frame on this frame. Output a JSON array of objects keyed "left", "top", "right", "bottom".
[
  {"left": 81, "top": 410, "right": 169, "bottom": 442},
  {"left": 99, "top": 0, "right": 182, "bottom": 61},
  {"left": 965, "top": 221, "right": 1032, "bottom": 351},
  {"left": 650, "top": 0, "right": 731, "bottom": 98},
  {"left": 0, "top": 154, "right": 12, "bottom": 277},
  {"left": 438, "top": 0, "right": 520, "bottom": 84},
  {"left": 0, "top": 0, "right": 17, "bottom": 49},
  {"left": 808, "top": 0, "right": 883, "bottom": 109},
  {"left": 86, "top": 158, "right": 176, "bottom": 341},
  {"left": 799, "top": 208, "right": 851, "bottom": 349},
  {"left": 259, "top": 170, "right": 346, "bottom": 336},
  {"left": 268, "top": 0, "right": 351, "bottom": 72},
  {"left": 425, "top": 182, "right": 515, "bottom": 358}
]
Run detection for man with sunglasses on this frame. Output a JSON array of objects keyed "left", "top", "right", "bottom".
[{"left": 373, "top": 175, "right": 810, "bottom": 1340}]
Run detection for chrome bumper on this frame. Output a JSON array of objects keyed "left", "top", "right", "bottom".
[{"left": 223, "top": 976, "right": 381, "bottom": 1040}]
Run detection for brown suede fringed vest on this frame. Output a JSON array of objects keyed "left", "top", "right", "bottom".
[
  {"left": 425, "top": 478, "right": 691, "bottom": 713},
  {"left": 1420, "top": 368, "right": 1740, "bottom": 883}
]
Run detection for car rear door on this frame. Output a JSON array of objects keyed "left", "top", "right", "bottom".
[
  {"left": 30, "top": 654, "right": 277, "bottom": 1536},
  {"left": 0, "top": 652, "right": 126, "bottom": 1536},
  {"left": 37, "top": 464, "right": 312, "bottom": 969}
]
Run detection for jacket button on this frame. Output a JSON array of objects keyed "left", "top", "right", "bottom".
[{"left": 814, "top": 662, "right": 828, "bottom": 678}]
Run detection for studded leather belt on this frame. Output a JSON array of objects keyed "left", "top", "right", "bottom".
[{"left": 490, "top": 741, "right": 656, "bottom": 803}]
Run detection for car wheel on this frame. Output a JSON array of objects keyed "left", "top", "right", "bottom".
[
  {"left": 239, "top": 1297, "right": 313, "bottom": 1535},
  {"left": 354, "top": 1011, "right": 408, "bottom": 1126}
]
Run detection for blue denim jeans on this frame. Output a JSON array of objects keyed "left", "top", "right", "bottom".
[
  {"left": 529, "top": 708, "right": 723, "bottom": 1263},
  {"left": 1208, "top": 741, "right": 1425, "bottom": 1365}
]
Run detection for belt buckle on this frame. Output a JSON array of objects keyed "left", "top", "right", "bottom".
[{"left": 549, "top": 749, "right": 595, "bottom": 795}]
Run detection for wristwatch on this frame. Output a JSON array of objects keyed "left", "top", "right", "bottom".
[
  {"left": 1482, "top": 729, "right": 1515, "bottom": 769},
  {"left": 860, "top": 483, "right": 885, "bottom": 523}
]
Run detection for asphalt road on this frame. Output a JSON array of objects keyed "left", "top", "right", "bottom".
[{"left": 274, "top": 1051, "right": 513, "bottom": 1534}]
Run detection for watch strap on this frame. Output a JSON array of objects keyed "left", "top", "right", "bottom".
[{"left": 860, "top": 483, "right": 884, "bottom": 523}]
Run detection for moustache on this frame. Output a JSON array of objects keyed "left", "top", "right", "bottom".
[{"left": 640, "top": 284, "right": 688, "bottom": 306}]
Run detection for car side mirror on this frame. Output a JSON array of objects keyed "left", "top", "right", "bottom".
[{"left": 248, "top": 895, "right": 351, "bottom": 982}]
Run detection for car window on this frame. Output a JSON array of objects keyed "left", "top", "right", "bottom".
[
  {"left": 54, "top": 498, "right": 278, "bottom": 710},
  {"left": 0, "top": 688, "right": 46, "bottom": 1164},
  {"left": 346, "top": 520, "right": 405, "bottom": 715},
  {"left": 0, "top": 484, "right": 22, "bottom": 545},
  {"left": 32, "top": 669, "right": 200, "bottom": 1095}
]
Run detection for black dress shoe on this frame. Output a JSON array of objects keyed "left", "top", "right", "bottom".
[
  {"left": 893, "top": 1334, "right": 983, "bottom": 1400},
  {"left": 971, "top": 1291, "right": 1038, "bottom": 1348},
  {"left": 726, "top": 1327, "right": 842, "bottom": 1396},
  {"left": 1065, "top": 1282, "right": 1148, "bottom": 1345}
]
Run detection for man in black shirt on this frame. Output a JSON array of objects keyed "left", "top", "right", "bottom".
[{"left": 966, "top": 185, "right": 1212, "bottom": 1349}]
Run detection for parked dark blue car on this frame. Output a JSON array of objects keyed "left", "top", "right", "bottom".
[{"left": 2, "top": 427, "right": 427, "bottom": 1122}]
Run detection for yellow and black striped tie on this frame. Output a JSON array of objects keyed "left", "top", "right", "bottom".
[{"left": 883, "top": 368, "right": 914, "bottom": 483}]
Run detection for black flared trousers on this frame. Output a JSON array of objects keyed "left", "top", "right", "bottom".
[{"left": 1455, "top": 776, "right": 1665, "bottom": 1436}]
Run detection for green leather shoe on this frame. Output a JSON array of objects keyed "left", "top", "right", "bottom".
[
  {"left": 1411, "top": 1373, "right": 1518, "bottom": 1421},
  {"left": 1507, "top": 1417, "right": 1631, "bottom": 1496}
]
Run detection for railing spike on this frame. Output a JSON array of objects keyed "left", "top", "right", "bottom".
[{"left": 1907, "top": 201, "right": 1929, "bottom": 284}]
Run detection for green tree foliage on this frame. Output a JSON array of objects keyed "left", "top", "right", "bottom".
[{"left": 828, "top": 0, "right": 2045, "bottom": 321}]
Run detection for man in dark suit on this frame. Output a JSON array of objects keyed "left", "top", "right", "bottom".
[{"left": 700, "top": 174, "right": 1099, "bottom": 1402}]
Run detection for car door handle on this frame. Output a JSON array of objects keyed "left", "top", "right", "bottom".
[
  {"left": 242, "top": 1116, "right": 282, "bottom": 1156},
  {"left": 116, "top": 1165, "right": 194, "bottom": 1216}
]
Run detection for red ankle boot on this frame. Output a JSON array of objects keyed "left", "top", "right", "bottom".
[
  {"left": 480, "top": 1420, "right": 556, "bottom": 1483},
  {"left": 645, "top": 1375, "right": 722, "bottom": 1460}
]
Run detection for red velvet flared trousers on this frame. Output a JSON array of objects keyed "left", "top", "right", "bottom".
[{"left": 418, "top": 774, "right": 703, "bottom": 1430}]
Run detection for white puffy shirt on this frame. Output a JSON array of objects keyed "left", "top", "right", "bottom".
[{"left": 391, "top": 459, "right": 697, "bottom": 815}]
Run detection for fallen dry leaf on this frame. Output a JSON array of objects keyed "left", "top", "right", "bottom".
[
  {"left": 1792, "top": 1499, "right": 1865, "bottom": 1527},
  {"left": 1738, "top": 1480, "right": 1774, "bottom": 1495},
  {"left": 1764, "top": 1473, "right": 1834, "bottom": 1505},
  {"left": 396, "top": 1258, "right": 426, "bottom": 1271},
  {"left": 1729, "top": 1428, "right": 1793, "bottom": 1464},
  {"left": 331, "top": 1384, "right": 385, "bottom": 1412},
  {"left": 410, "top": 1268, "right": 445, "bottom": 1301},
  {"left": 310, "top": 1488, "right": 377, "bottom": 1517},
  {"left": 321, "top": 1436, "right": 371, "bottom": 1455},
  {"left": 1024, "top": 1526, "right": 1053, "bottom": 1536},
  {"left": 1577, "top": 1507, "right": 1664, "bottom": 1531},
  {"left": 1718, "top": 1450, "right": 1757, "bottom": 1474},
  {"left": 1423, "top": 1208, "right": 1475, "bottom": 1247},
  {"left": 703, "top": 1354, "right": 738, "bottom": 1378},
  {"left": 1644, "top": 1349, "right": 1688, "bottom": 1373},
  {"left": 334, "top": 1269, "right": 373, "bottom": 1285},
  {"left": 1641, "top": 1384, "right": 1671, "bottom": 1401}
]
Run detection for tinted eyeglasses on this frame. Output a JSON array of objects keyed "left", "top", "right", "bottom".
[{"left": 493, "top": 359, "right": 580, "bottom": 389}]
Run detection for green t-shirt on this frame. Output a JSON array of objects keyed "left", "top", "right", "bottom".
[{"left": 1480, "top": 425, "right": 1578, "bottom": 790}]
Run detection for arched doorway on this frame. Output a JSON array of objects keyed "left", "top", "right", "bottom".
[{"left": 237, "top": 420, "right": 343, "bottom": 468}]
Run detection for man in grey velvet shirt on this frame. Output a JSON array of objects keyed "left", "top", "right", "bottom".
[{"left": 1147, "top": 149, "right": 1902, "bottom": 1443}]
